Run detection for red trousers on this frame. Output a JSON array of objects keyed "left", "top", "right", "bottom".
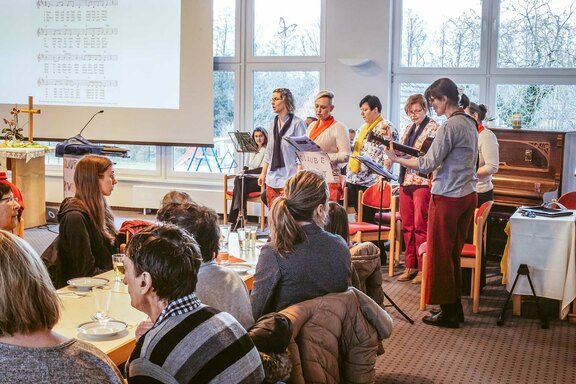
[
  {"left": 400, "top": 185, "right": 431, "bottom": 270},
  {"left": 425, "top": 192, "right": 477, "bottom": 305}
]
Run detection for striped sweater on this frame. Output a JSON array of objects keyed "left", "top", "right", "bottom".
[{"left": 126, "top": 304, "right": 264, "bottom": 383}]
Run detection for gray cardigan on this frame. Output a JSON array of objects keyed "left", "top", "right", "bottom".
[{"left": 250, "top": 224, "right": 351, "bottom": 320}]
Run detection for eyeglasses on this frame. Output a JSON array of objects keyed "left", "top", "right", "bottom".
[
  {"left": 0, "top": 195, "right": 15, "bottom": 204},
  {"left": 271, "top": 97, "right": 283, "bottom": 102},
  {"left": 408, "top": 109, "right": 424, "bottom": 115}
]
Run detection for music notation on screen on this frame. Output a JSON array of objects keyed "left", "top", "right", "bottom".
[
  {"left": 37, "top": 0, "right": 119, "bottom": 8},
  {"left": 37, "top": 27, "right": 118, "bottom": 36},
  {"left": 38, "top": 78, "right": 118, "bottom": 87},
  {"left": 37, "top": 53, "right": 118, "bottom": 62}
]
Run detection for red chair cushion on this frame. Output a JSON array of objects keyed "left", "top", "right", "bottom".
[
  {"left": 362, "top": 182, "right": 392, "bottom": 209},
  {"left": 475, "top": 201, "right": 492, "bottom": 224},
  {"left": 418, "top": 242, "right": 427, "bottom": 257},
  {"left": 348, "top": 222, "right": 389, "bottom": 235},
  {"left": 460, "top": 243, "right": 476, "bottom": 258}
]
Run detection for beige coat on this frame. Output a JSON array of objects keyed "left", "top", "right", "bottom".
[{"left": 280, "top": 288, "right": 393, "bottom": 384}]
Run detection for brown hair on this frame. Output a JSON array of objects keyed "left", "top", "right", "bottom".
[
  {"left": 424, "top": 78, "right": 469, "bottom": 110},
  {"left": 74, "top": 155, "right": 116, "bottom": 242},
  {"left": 273, "top": 88, "right": 296, "bottom": 113},
  {"left": 404, "top": 94, "right": 427, "bottom": 115},
  {"left": 125, "top": 224, "right": 202, "bottom": 302},
  {"left": 269, "top": 170, "right": 328, "bottom": 254},
  {"left": 0, "top": 231, "right": 60, "bottom": 336},
  {"left": 324, "top": 202, "right": 349, "bottom": 243},
  {"left": 157, "top": 202, "right": 219, "bottom": 263}
]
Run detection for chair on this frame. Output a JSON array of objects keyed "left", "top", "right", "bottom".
[
  {"left": 419, "top": 200, "right": 493, "bottom": 313},
  {"left": 345, "top": 181, "right": 397, "bottom": 276},
  {"left": 223, "top": 174, "right": 266, "bottom": 231},
  {"left": 374, "top": 210, "right": 403, "bottom": 276},
  {"left": 558, "top": 191, "right": 576, "bottom": 209}
]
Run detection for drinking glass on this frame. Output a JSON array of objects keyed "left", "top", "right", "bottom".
[
  {"left": 218, "top": 224, "right": 231, "bottom": 265},
  {"left": 246, "top": 225, "right": 258, "bottom": 250},
  {"left": 92, "top": 286, "right": 112, "bottom": 324},
  {"left": 112, "top": 254, "right": 125, "bottom": 282},
  {"left": 237, "top": 228, "right": 249, "bottom": 251}
]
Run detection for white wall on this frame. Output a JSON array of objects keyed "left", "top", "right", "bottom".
[
  {"left": 44, "top": 1, "right": 394, "bottom": 214},
  {"left": 325, "top": 0, "right": 393, "bottom": 130}
]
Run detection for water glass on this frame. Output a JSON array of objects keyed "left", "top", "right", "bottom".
[
  {"left": 219, "top": 224, "right": 231, "bottom": 249},
  {"left": 237, "top": 228, "right": 249, "bottom": 251},
  {"left": 112, "top": 254, "right": 125, "bottom": 282},
  {"left": 92, "top": 286, "right": 112, "bottom": 324},
  {"left": 246, "top": 225, "right": 258, "bottom": 250}
]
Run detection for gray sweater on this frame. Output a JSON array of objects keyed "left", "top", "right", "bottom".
[
  {"left": 250, "top": 224, "right": 352, "bottom": 320},
  {"left": 0, "top": 338, "right": 124, "bottom": 384},
  {"left": 417, "top": 113, "right": 478, "bottom": 198},
  {"left": 196, "top": 261, "right": 255, "bottom": 329}
]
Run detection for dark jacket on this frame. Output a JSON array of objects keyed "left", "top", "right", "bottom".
[{"left": 57, "top": 197, "right": 116, "bottom": 280}]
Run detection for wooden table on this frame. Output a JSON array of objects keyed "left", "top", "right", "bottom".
[{"left": 0, "top": 147, "right": 48, "bottom": 228}]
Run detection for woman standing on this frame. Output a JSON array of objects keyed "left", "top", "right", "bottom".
[
  {"left": 258, "top": 88, "right": 307, "bottom": 207},
  {"left": 465, "top": 102, "right": 499, "bottom": 207},
  {"left": 396, "top": 94, "right": 440, "bottom": 284},
  {"left": 228, "top": 127, "right": 268, "bottom": 226},
  {"left": 57, "top": 154, "right": 118, "bottom": 280},
  {"left": 250, "top": 170, "right": 351, "bottom": 320},
  {"left": 306, "top": 90, "right": 350, "bottom": 201},
  {"left": 384, "top": 78, "right": 477, "bottom": 328}
]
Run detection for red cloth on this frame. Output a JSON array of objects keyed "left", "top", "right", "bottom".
[
  {"left": 0, "top": 171, "right": 24, "bottom": 216},
  {"left": 265, "top": 185, "right": 284, "bottom": 208},
  {"left": 425, "top": 193, "right": 476, "bottom": 305},
  {"left": 400, "top": 185, "right": 431, "bottom": 271},
  {"left": 119, "top": 219, "right": 154, "bottom": 235}
]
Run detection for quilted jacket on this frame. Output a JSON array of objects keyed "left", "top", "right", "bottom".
[{"left": 279, "top": 287, "right": 393, "bottom": 384}]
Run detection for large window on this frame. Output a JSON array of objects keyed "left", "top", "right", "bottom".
[{"left": 393, "top": 0, "right": 576, "bottom": 131}]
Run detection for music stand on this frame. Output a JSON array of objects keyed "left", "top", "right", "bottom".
[
  {"left": 354, "top": 156, "right": 414, "bottom": 324},
  {"left": 228, "top": 131, "right": 259, "bottom": 230}
]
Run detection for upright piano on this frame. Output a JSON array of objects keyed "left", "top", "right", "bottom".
[{"left": 487, "top": 128, "right": 576, "bottom": 257}]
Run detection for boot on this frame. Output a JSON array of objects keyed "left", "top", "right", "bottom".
[{"left": 398, "top": 268, "right": 418, "bottom": 281}]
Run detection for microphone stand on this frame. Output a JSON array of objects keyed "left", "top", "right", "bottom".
[{"left": 228, "top": 131, "right": 258, "bottom": 231}]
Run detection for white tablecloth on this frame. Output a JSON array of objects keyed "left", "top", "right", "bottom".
[
  {"left": 506, "top": 210, "right": 576, "bottom": 318},
  {"left": 0, "top": 147, "right": 49, "bottom": 162}
]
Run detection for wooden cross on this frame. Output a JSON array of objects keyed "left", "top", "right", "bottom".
[{"left": 20, "top": 96, "right": 41, "bottom": 143}]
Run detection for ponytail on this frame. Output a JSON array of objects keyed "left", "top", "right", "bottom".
[{"left": 269, "top": 197, "right": 306, "bottom": 254}]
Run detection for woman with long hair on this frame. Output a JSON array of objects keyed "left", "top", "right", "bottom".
[
  {"left": 228, "top": 127, "right": 268, "bottom": 227},
  {"left": 57, "top": 154, "right": 118, "bottom": 280},
  {"left": 0, "top": 231, "right": 123, "bottom": 383},
  {"left": 384, "top": 78, "right": 478, "bottom": 328},
  {"left": 250, "top": 170, "right": 351, "bottom": 320}
]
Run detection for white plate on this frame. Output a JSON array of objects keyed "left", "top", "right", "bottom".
[
  {"left": 77, "top": 320, "right": 127, "bottom": 338},
  {"left": 246, "top": 268, "right": 255, "bottom": 276},
  {"left": 226, "top": 264, "right": 252, "bottom": 274},
  {"left": 67, "top": 277, "right": 109, "bottom": 291}
]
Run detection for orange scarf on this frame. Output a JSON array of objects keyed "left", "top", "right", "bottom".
[
  {"left": 308, "top": 116, "right": 335, "bottom": 141},
  {"left": 478, "top": 122, "right": 485, "bottom": 134}
]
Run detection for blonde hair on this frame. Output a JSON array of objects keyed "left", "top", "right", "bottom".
[
  {"left": 74, "top": 155, "right": 117, "bottom": 242},
  {"left": 0, "top": 231, "right": 61, "bottom": 336},
  {"left": 315, "top": 90, "right": 335, "bottom": 103},
  {"left": 269, "top": 170, "right": 328, "bottom": 254}
]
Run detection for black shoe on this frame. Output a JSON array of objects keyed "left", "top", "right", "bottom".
[
  {"left": 429, "top": 307, "right": 465, "bottom": 323},
  {"left": 422, "top": 311, "right": 459, "bottom": 328}
]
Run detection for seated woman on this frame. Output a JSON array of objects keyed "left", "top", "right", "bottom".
[
  {"left": 228, "top": 127, "right": 268, "bottom": 227},
  {"left": 324, "top": 201, "right": 384, "bottom": 308},
  {"left": 0, "top": 230, "right": 124, "bottom": 383},
  {"left": 57, "top": 155, "right": 118, "bottom": 280},
  {"left": 250, "top": 170, "right": 351, "bottom": 320},
  {"left": 0, "top": 183, "right": 21, "bottom": 232},
  {"left": 159, "top": 190, "right": 193, "bottom": 209},
  {"left": 156, "top": 202, "right": 255, "bottom": 329}
]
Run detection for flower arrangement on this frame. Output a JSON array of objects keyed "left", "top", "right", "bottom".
[
  {"left": 1, "top": 106, "right": 48, "bottom": 150},
  {"left": 2, "top": 106, "right": 26, "bottom": 142}
]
